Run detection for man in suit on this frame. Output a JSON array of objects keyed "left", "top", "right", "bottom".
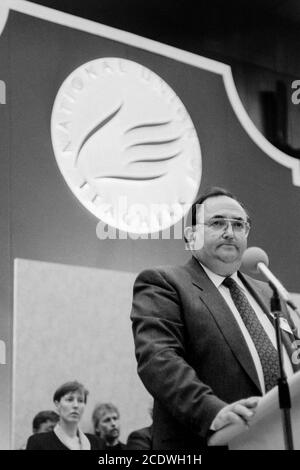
[
  {"left": 131, "top": 187, "right": 299, "bottom": 450},
  {"left": 92, "top": 403, "right": 126, "bottom": 450}
]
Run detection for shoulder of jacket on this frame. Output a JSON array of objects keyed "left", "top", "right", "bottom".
[
  {"left": 138, "top": 263, "right": 188, "bottom": 279},
  {"left": 240, "top": 271, "right": 271, "bottom": 291},
  {"left": 28, "top": 431, "right": 53, "bottom": 443}
]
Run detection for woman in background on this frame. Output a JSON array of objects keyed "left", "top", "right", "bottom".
[{"left": 26, "top": 380, "right": 101, "bottom": 450}]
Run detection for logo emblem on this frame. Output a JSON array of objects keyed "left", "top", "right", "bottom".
[{"left": 51, "top": 58, "right": 201, "bottom": 234}]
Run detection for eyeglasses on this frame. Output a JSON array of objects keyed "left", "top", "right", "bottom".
[{"left": 196, "top": 218, "right": 250, "bottom": 236}]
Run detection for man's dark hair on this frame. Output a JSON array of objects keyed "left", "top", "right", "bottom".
[
  {"left": 53, "top": 380, "right": 89, "bottom": 404},
  {"left": 191, "top": 187, "right": 250, "bottom": 227},
  {"left": 32, "top": 410, "right": 59, "bottom": 433}
]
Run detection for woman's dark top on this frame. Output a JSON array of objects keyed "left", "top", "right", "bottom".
[{"left": 26, "top": 431, "right": 101, "bottom": 450}]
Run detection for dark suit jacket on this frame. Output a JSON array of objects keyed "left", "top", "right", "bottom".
[
  {"left": 98, "top": 440, "right": 127, "bottom": 451},
  {"left": 26, "top": 431, "right": 102, "bottom": 450},
  {"left": 126, "top": 425, "right": 152, "bottom": 450},
  {"left": 131, "top": 257, "right": 299, "bottom": 450}
]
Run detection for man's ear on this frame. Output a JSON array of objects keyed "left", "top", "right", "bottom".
[{"left": 184, "top": 226, "right": 194, "bottom": 250}]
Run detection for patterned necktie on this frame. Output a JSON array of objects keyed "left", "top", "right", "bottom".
[{"left": 223, "top": 276, "right": 280, "bottom": 392}]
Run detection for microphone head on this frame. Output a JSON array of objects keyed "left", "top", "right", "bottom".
[{"left": 241, "top": 247, "right": 269, "bottom": 274}]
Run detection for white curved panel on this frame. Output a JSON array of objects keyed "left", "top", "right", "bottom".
[
  {"left": 0, "top": 2, "right": 9, "bottom": 37},
  {"left": 223, "top": 70, "right": 300, "bottom": 186}
]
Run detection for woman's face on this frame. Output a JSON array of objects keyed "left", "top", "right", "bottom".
[{"left": 55, "top": 390, "right": 86, "bottom": 424}]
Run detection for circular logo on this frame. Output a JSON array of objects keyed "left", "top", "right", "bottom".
[{"left": 51, "top": 58, "right": 201, "bottom": 234}]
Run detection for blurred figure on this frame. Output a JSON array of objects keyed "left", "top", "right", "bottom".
[
  {"left": 92, "top": 403, "right": 126, "bottom": 450},
  {"left": 126, "top": 404, "right": 153, "bottom": 450},
  {"left": 19, "top": 410, "right": 59, "bottom": 449},
  {"left": 126, "top": 425, "right": 152, "bottom": 450},
  {"left": 26, "top": 381, "right": 101, "bottom": 450},
  {"left": 32, "top": 410, "right": 59, "bottom": 434}
]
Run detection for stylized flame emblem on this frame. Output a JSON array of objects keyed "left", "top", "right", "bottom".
[{"left": 51, "top": 58, "right": 201, "bottom": 233}]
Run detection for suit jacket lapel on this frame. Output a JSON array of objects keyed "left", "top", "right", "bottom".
[
  {"left": 238, "top": 272, "right": 274, "bottom": 323},
  {"left": 186, "top": 258, "right": 262, "bottom": 393},
  {"left": 239, "top": 272, "right": 300, "bottom": 373}
]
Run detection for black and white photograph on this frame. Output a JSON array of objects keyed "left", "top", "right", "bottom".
[{"left": 0, "top": 0, "right": 300, "bottom": 454}]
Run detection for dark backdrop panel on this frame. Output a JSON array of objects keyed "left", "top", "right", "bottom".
[
  {"left": 5, "top": 11, "right": 300, "bottom": 283},
  {"left": 0, "top": 21, "right": 11, "bottom": 448}
]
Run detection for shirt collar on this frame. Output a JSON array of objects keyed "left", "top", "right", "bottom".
[{"left": 199, "top": 262, "right": 244, "bottom": 290}]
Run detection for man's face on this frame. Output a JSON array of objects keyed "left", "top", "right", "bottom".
[
  {"left": 97, "top": 412, "right": 120, "bottom": 443},
  {"left": 192, "top": 196, "right": 249, "bottom": 275}
]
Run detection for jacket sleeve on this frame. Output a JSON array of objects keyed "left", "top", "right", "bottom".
[{"left": 130, "top": 268, "right": 226, "bottom": 439}]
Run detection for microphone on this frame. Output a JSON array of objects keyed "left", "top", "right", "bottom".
[{"left": 241, "top": 246, "right": 299, "bottom": 312}]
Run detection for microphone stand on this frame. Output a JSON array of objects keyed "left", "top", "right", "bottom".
[{"left": 270, "top": 284, "right": 294, "bottom": 450}]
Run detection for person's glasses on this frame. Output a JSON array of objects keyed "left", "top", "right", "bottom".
[{"left": 197, "top": 218, "right": 250, "bottom": 236}]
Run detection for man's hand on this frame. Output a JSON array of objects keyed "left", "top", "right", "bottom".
[{"left": 211, "top": 397, "right": 261, "bottom": 431}]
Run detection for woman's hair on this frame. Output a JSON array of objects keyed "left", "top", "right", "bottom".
[{"left": 53, "top": 380, "right": 89, "bottom": 404}]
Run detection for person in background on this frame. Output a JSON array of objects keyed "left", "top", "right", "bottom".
[
  {"left": 92, "top": 402, "right": 126, "bottom": 450},
  {"left": 26, "top": 381, "right": 102, "bottom": 450},
  {"left": 32, "top": 410, "right": 59, "bottom": 434},
  {"left": 19, "top": 410, "right": 60, "bottom": 449},
  {"left": 126, "top": 424, "right": 152, "bottom": 450},
  {"left": 126, "top": 404, "right": 153, "bottom": 450}
]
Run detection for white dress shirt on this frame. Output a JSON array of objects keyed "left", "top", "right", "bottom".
[{"left": 200, "top": 263, "right": 293, "bottom": 394}]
